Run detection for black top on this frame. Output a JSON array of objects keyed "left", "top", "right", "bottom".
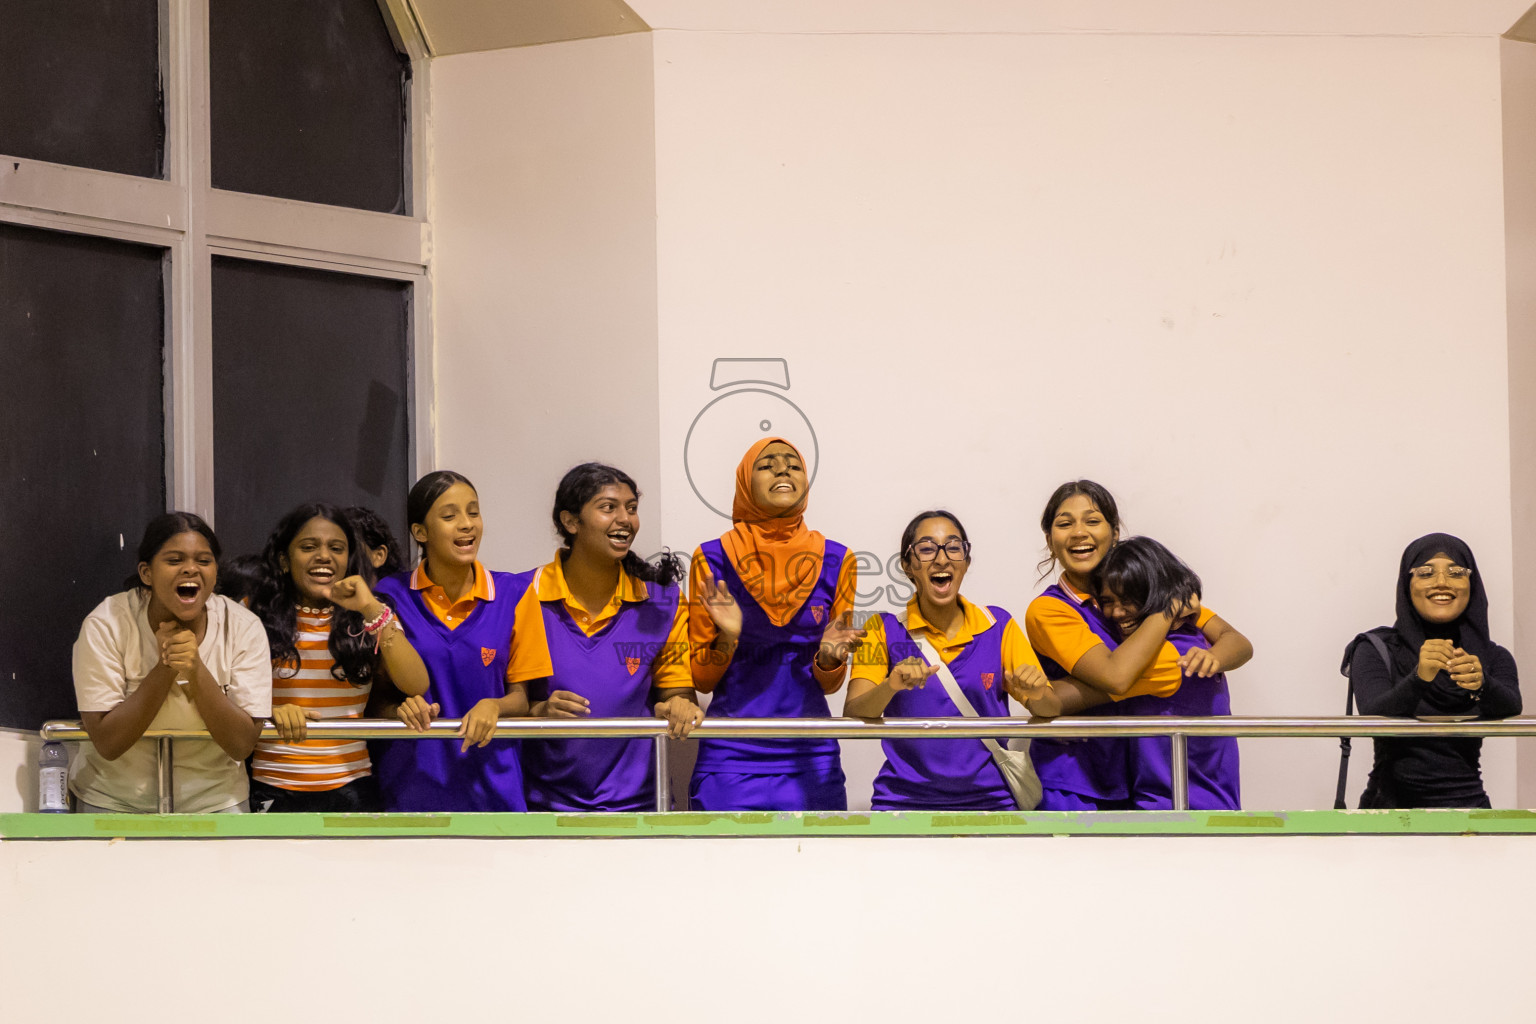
[
  {"left": 1347, "top": 632, "right": 1521, "bottom": 805},
  {"left": 1343, "top": 533, "right": 1520, "bottom": 807}
]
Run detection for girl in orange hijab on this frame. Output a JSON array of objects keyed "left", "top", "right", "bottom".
[{"left": 687, "top": 438, "right": 863, "bottom": 810}]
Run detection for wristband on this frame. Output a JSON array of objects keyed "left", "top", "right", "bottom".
[{"left": 355, "top": 605, "right": 395, "bottom": 653}]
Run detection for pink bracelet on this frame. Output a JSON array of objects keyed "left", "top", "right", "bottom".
[{"left": 359, "top": 605, "right": 395, "bottom": 653}]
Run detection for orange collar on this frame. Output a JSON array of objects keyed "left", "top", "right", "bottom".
[
  {"left": 1059, "top": 576, "right": 1096, "bottom": 608},
  {"left": 534, "top": 554, "right": 647, "bottom": 608},
  {"left": 903, "top": 595, "right": 995, "bottom": 644},
  {"left": 410, "top": 560, "right": 495, "bottom": 602}
]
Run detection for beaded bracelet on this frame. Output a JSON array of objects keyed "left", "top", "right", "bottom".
[{"left": 360, "top": 605, "right": 395, "bottom": 653}]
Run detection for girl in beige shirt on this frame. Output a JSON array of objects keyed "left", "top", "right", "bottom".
[{"left": 71, "top": 512, "right": 271, "bottom": 813}]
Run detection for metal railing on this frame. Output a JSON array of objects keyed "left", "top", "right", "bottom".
[{"left": 42, "top": 715, "right": 1536, "bottom": 815}]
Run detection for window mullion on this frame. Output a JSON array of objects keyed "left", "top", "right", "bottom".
[{"left": 170, "top": 0, "right": 215, "bottom": 521}]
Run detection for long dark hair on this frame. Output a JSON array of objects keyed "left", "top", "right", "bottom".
[
  {"left": 1036, "top": 479, "right": 1122, "bottom": 580},
  {"left": 216, "top": 553, "right": 266, "bottom": 604},
  {"left": 249, "top": 503, "right": 376, "bottom": 685},
  {"left": 897, "top": 509, "right": 970, "bottom": 580},
  {"left": 1092, "top": 536, "right": 1201, "bottom": 637},
  {"left": 345, "top": 505, "right": 404, "bottom": 577},
  {"left": 406, "top": 470, "right": 476, "bottom": 564},
  {"left": 124, "top": 512, "right": 221, "bottom": 590},
  {"left": 552, "top": 462, "right": 683, "bottom": 586}
]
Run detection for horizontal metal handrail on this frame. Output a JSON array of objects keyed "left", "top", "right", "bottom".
[
  {"left": 39, "top": 715, "right": 1536, "bottom": 743},
  {"left": 47, "top": 715, "right": 1529, "bottom": 815}
]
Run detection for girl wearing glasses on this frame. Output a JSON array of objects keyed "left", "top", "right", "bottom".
[
  {"left": 846, "top": 511, "right": 1060, "bottom": 810},
  {"left": 686, "top": 437, "right": 863, "bottom": 811},
  {"left": 1025, "top": 480, "right": 1251, "bottom": 809},
  {"left": 1343, "top": 533, "right": 1520, "bottom": 808}
]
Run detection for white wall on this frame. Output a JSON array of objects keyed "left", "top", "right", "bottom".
[
  {"left": 3, "top": 834, "right": 1533, "bottom": 1021},
  {"left": 429, "top": 32, "right": 664, "bottom": 573},
  {"left": 649, "top": 31, "right": 1517, "bottom": 810},
  {"left": 426, "top": 27, "right": 1526, "bottom": 809},
  {"left": 0, "top": 730, "right": 38, "bottom": 812},
  {"left": 1502, "top": 38, "right": 1536, "bottom": 805}
]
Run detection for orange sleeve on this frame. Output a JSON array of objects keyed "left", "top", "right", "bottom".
[
  {"left": 1112, "top": 607, "right": 1215, "bottom": 700},
  {"left": 1000, "top": 618, "right": 1043, "bottom": 675},
  {"left": 811, "top": 549, "right": 859, "bottom": 694},
  {"left": 831, "top": 548, "right": 857, "bottom": 620},
  {"left": 688, "top": 547, "right": 729, "bottom": 693},
  {"left": 1113, "top": 641, "right": 1183, "bottom": 701},
  {"left": 651, "top": 593, "right": 693, "bottom": 692},
  {"left": 505, "top": 585, "right": 554, "bottom": 685},
  {"left": 849, "top": 610, "right": 890, "bottom": 684},
  {"left": 1024, "top": 595, "right": 1106, "bottom": 675}
]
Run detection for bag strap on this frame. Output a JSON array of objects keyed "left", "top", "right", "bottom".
[
  {"left": 911, "top": 632, "right": 1006, "bottom": 759},
  {"left": 1335, "top": 631, "right": 1391, "bottom": 809}
]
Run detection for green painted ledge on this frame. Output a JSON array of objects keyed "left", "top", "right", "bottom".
[{"left": 4, "top": 808, "right": 1536, "bottom": 840}]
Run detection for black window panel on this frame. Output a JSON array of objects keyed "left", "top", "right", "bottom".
[
  {"left": 210, "top": 0, "right": 410, "bottom": 214},
  {"left": 0, "top": 224, "right": 166, "bottom": 729},
  {"left": 211, "top": 256, "right": 410, "bottom": 563},
  {"left": 0, "top": 0, "right": 163, "bottom": 178}
]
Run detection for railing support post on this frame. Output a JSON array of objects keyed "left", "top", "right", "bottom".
[
  {"left": 156, "top": 736, "right": 175, "bottom": 814},
  {"left": 653, "top": 735, "right": 671, "bottom": 812},
  {"left": 1170, "top": 733, "right": 1189, "bottom": 811}
]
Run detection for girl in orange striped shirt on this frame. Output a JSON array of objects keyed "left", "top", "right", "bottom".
[{"left": 248, "top": 504, "right": 430, "bottom": 812}]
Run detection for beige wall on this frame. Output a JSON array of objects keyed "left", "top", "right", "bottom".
[
  {"left": 1503, "top": 37, "right": 1536, "bottom": 805},
  {"left": 426, "top": 28, "right": 1523, "bottom": 809},
  {"left": 0, "top": 731, "right": 38, "bottom": 813},
  {"left": 3, "top": 835, "right": 1534, "bottom": 1021},
  {"left": 647, "top": 31, "right": 1516, "bottom": 809},
  {"left": 429, "top": 33, "right": 664, "bottom": 573}
]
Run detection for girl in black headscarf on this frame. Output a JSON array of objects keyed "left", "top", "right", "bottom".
[{"left": 1343, "top": 533, "right": 1521, "bottom": 808}]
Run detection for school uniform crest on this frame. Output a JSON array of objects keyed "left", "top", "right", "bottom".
[
  {"left": 625, "top": 656, "right": 642, "bottom": 675},
  {"left": 481, "top": 647, "right": 496, "bottom": 666},
  {"left": 809, "top": 605, "right": 826, "bottom": 625},
  {"left": 981, "top": 672, "right": 995, "bottom": 689}
]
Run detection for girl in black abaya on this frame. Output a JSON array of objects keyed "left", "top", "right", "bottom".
[{"left": 1343, "top": 533, "right": 1521, "bottom": 808}]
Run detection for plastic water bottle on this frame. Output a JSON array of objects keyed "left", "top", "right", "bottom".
[{"left": 38, "top": 742, "right": 70, "bottom": 813}]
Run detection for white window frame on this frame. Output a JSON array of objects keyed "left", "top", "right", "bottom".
[{"left": 0, "top": 0, "right": 433, "bottom": 526}]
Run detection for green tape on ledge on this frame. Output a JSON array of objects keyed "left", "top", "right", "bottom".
[
  {"left": 322, "top": 816, "right": 451, "bottom": 830},
  {"left": 6, "top": 808, "right": 1536, "bottom": 840},
  {"left": 92, "top": 817, "right": 218, "bottom": 834}
]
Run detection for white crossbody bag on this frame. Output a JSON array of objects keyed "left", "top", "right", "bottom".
[{"left": 911, "top": 632, "right": 1043, "bottom": 811}]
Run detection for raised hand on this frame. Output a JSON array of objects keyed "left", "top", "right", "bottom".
[
  {"left": 1448, "top": 648, "right": 1484, "bottom": 691},
  {"left": 1170, "top": 594, "right": 1203, "bottom": 624},
  {"left": 1179, "top": 647, "right": 1222, "bottom": 679},
  {"left": 699, "top": 566, "right": 742, "bottom": 640},
  {"left": 328, "top": 575, "right": 378, "bottom": 614},
  {"left": 272, "top": 704, "right": 321, "bottom": 743},
  {"left": 1003, "top": 663, "right": 1064, "bottom": 717},
  {"left": 156, "top": 620, "right": 200, "bottom": 680},
  {"left": 1003, "top": 663, "right": 1052, "bottom": 706},
  {"left": 887, "top": 657, "right": 939, "bottom": 692},
  {"left": 817, "top": 612, "right": 867, "bottom": 669},
  {"left": 1417, "top": 639, "right": 1456, "bottom": 683}
]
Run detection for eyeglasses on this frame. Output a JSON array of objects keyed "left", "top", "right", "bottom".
[
  {"left": 1409, "top": 565, "right": 1473, "bottom": 582},
  {"left": 908, "top": 539, "right": 971, "bottom": 562}
]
